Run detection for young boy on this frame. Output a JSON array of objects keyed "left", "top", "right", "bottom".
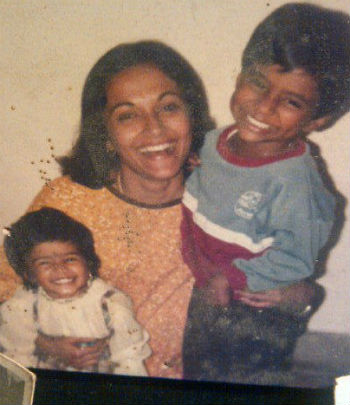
[{"left": 181, "top": 3, "right": 350, "bottom": 383}]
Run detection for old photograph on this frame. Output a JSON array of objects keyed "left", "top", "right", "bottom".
[{"left": 0, "top": 0, "right": 349, "bottom": 394}]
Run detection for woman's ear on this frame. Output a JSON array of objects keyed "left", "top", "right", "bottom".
[{"left": 302, "top": 115, "right": 332, "bottom": 134}]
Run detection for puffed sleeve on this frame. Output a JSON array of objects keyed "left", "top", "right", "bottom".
[
  {"left": 104, "top": 290, "right": 151, "bottom": 376},
  {"left": 0, "top": 287, "right": 38, "bottom": 367}
]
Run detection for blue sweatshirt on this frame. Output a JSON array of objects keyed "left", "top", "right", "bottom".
[{"left": 182, "top": 126, "right": 336, "bottom": 292}]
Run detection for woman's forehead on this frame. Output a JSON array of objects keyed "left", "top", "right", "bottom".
[{"left": 105, "top": 64, "right": 181, "bottom": 105}]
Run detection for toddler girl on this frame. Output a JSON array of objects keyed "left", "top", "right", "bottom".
[{"left": 0, "top": 207, "right": 151, "bottom": 375}]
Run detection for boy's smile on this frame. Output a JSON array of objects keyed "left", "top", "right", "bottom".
[{"left": 230, "top": 64, "right": 327, "bottom": 158}]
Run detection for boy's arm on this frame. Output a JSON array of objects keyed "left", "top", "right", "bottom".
[
  {"left": 234, "top": 180, "right": 335, "bottom": 291},
  {"left": 105, "top": 291, "right": 151, "bottom": 377}
]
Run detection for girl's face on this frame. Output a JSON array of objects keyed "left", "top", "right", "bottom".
[
  {"left": 105, "top": 64, "right": 192, "bottom": 184},
  {"left": 27, "top": 241, "right": 90, "bottom": 299}
]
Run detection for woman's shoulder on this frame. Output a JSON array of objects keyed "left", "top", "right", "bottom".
[
  {"left": 36, "top": 176, "right": 102, "bottom": 198},
  {"left": 28, "top": 176, "right": 111, "bottom": 214}
]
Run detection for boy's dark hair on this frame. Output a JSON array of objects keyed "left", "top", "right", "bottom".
[
  {"left": 242, "top": 3, "right": 350, "bottom": 123},
  {"left": 4, "top": 208, "right": 100, "bottom": 290},
  {"left": 60, "top": 40, "right": 215, "bottom": 189}
]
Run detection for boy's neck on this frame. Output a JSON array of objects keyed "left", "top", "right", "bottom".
[{"left": 228, "top": 133, "right": 299, "bottom": 159}]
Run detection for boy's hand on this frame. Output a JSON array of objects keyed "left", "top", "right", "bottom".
[
  {"left": 236, "top": 288, "right": 282, "bottom": 308},
  {"left": 202, "top": 274, "right": 231, "bottom": 306},
  {"left": 236, "top": 281, "right": 317, "bottom": 313}
]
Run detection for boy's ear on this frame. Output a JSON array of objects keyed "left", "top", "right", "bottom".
[
  {"left": 230, "top": 73, "right": 243, "bottom": 112},
  {"left": 302, "top": 115, "right": 332, "bottom": 133}
]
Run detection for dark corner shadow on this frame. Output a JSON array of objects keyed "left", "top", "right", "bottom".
[{"left": 307, "top": 139, "right": 347, "bottom": 281}]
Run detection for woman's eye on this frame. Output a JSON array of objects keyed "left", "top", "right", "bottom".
[
  {"left": 116, "top": 111, "right": 136, "bottom": 122},
  {"left": 162, "top": 102, "right": 181, "bottom": 112}
]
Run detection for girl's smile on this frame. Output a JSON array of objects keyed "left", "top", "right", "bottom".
[{"left": 27, "top": 241, "right": 90, "bottom": 299}]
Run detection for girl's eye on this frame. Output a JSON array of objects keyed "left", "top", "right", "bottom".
[
  {"left": 65, "top": 256, "right": 79, "bottom": 263},
  {"left": 37, "top": 261, "right": 52, "bottom": 269}
]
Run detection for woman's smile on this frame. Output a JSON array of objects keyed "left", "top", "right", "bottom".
[{"left": 105, "top": 64, "right": 192, "bottom": 202}]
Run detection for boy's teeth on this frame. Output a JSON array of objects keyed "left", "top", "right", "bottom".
[
  {"left": 247, "top": 115, "right": 270, "bottom": 129},
  {"left": 140, "top": 143, "right": 173, "bottom": 153}
]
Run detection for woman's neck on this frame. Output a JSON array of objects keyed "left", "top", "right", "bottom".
[{"left": 111, "top": 170, "right": 184, "bottom": 205}]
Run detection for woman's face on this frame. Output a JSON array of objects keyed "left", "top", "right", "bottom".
[{"left": 105, "top": 64, "right": 192, "bottom": 183}]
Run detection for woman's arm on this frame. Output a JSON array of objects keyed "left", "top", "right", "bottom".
[
  {"left": 105, "top": 290, "right": 151, "bottom": 376},
  {"left": 35, "top": 334, "right": 108, "bottom": 370}
]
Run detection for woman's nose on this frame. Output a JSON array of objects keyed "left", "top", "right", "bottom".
[{"left": 144, "top": 113, "right": 163, "bottom": 136}]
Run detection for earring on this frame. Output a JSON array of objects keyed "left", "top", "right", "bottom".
[{"left": 106, "top": 140, "right": 115, "bottom": 153}]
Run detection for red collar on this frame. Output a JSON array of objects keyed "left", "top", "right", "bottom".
[{"left": 216, "top": 125, "right": 306, "bottom": 168}]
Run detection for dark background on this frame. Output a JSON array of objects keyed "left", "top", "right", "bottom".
[{"left": 32, "top": 369, "right": 334, "bottom": 404}]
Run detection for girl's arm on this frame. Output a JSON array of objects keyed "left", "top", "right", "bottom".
[{"left": 0, "top": 288, "right": 38, "bottom": 366}]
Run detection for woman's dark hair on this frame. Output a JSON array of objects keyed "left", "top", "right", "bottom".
[
  {"left": 60, "top": 40, "right": 215, "bottom": 188},
  {"left": 242, "top": 3, "right": 350, "bottom": 123},
  {"left": 4, "top": 208, "right": 100, "bottom": 290}
]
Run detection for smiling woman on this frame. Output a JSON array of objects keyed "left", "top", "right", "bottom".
[
  {"left": 0, "top": 39, "right": 317, "bottom": 381},
  {"left": 105, "top": 64, "right": 192, "bottom": 205},
  {"left": 0, "top": 40, "right": 215, "bottom": 379}
]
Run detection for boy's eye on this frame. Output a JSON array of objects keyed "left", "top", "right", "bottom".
[
  {"left": 285, "top": 98, "right": 303, "bottom": 109},
  {"left": 245, "top": 75, "right": 268, "bottom": 90}
]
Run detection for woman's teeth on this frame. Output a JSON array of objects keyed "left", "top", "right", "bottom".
[
  {"left": 247, "top": 115, "right": 270, "bottom": 129},
  {"left": 139, "top": 143, "right": 174, "bottom": 153}
]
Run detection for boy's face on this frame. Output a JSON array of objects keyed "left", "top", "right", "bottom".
[
  {"left": 230, "top": 64, "right": 328, "bottom": 158},
  {"left": 27, "top": 241, "right": 90, "bottom": 299}
]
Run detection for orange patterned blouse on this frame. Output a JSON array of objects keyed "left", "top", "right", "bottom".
[{"left": 0, "top": 176, "right": 194, "bottom": 379}]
